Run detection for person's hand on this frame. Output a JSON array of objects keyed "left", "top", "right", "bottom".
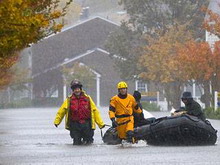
[
  {"left": 54, "top": 124, "right": 58, "bottom": 128},
  {"left": 100, "top": 124, "right": 105, "bottom": 129},
  {"left": 111, "top": 118, "right": 118, "bottom": 128},
  {"left": 173, "top": 111, "right": 187, "bottom": 117}
]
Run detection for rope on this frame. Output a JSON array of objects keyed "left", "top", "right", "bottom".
[{"left": 100, "top": 124, "right": 111, "bottom": 139}]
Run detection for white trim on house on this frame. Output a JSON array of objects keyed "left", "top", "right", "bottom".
[
  {"left": 32, "top": 48, "right": 110, "bottom": 78},
  {"left": 63, "top": 16, "right": 120, "bottom": 32},
  {"left": 44, "top": 16, "right": 120, "bottom": 40},
  {"left": 32, "top": 47, "right": 111, "bottom": 106},
  {"left": 78, "top": 62, "right": 101, "bottom": 107}
]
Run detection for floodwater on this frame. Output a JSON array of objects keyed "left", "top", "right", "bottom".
[{"left": 0, "top": 107, "right": 219, "bottom": 165}]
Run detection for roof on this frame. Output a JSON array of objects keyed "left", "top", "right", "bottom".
[
  {"left": 31, "top": 17, "right": 119, "bottom": 75},
  {"left": 32, "top": 47, "right": 110, "bottom": 78}
]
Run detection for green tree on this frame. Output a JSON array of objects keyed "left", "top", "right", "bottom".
[
  {"left": 106, "top": 0, "right": 210, "bottom": 110},
  {"left": 105, "top": 22, "right": 143, "bottom": 80},
  {"left": 106, "top": 0, "right": 209, "bottom": 81},
  {"left": 62, "top": 62, "right": 95, "bottom": 89},
  {"left": 120, "top": 0, "right": 209, "bottom": 38}
]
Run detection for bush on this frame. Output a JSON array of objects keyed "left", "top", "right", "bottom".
[
  {"left": 32, "top": 97, "right": 61, "bottom": 107},
  {"left": 0, "top": 98, "right": 32, "bottom": 109},
  {"left": 0, "top": 97, "right": 61, "bottom": 109},
  {"left": 141, "top": 101, "right": 160, "bottom": 111},
  {"left": 204, "top": 107, "right": 220, "bottom": 120}
]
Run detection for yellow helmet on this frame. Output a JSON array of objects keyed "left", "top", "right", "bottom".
[{"left": 117, "top": 81, "right": 128, "bottom": 89}]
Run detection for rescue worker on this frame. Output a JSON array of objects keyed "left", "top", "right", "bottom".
[
  {"left": 109, "top": 81, "right": 142, "bottom": 143},
  {"left": 133, "top": 90, "right": 155, "bottom": 127},
  {"left": 180, "top": 91, "right": 206, "bottom": 121},
  {"left": 54, "top": 80, "right": 105, "bottom": 145}
]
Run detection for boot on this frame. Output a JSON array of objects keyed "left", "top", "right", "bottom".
[
  {"left": 82, "top": 138, "right": 93, "bottom": 145},
  {"left": 126, "top": 131, "right": 134, "bottom": 144},
  {"left": 73, "top": 137, "right": 82, "bottom": 145}
]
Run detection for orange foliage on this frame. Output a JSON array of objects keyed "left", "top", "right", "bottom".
[
  {"left": 175, "top": 41, "right": 213, "bottom": 82},
  {"left": 0, "top": 55, "right": 19, "bottom": 89},
  {"left": 0, "top": 0, "right": 72, "bottom": 58},
  {"left": 139, "top": 23, "right": 216, "bottom": 86},
  {"left": 203, "top": 8, "right": 220, "bottom": 38},
  {"left": 0, "top": 0, "right": 73, "bottom": 88},
  {"left": 212, "top": 41, "right": 220, "bottom": 80},
  {"left": 139, "top": 24, "right": 192, "bottom": 83}
]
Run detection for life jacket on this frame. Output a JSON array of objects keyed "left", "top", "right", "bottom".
[{"left": 69, "top": 93, "right": 91, "bottom": 123}]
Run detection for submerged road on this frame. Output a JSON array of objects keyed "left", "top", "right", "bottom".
[{"left": 0, "top": 107, "right": 219, "bottom": 165}]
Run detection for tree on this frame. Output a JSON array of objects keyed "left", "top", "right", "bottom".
[
  {"left": 212, "top": 41, "right": 220, "bottom": 93},
  {"left": 0, "top": 61, "right": 32, "bottom": 107},
  {"left": 175, "top": 40, "right": 213, "bottom": 107},
  {"left": 0, "top": 56, "right": 18, "bottom": 90},
  {"left": 62, "top": 62, "right": 95, "bottom": 89},
  {"left": 0, "top": 0, "right": 73, "bottom": 88},
  {"left": 106, "top": 0, "right": 209, "bottom": 81},
  {"left": 138, "top": 24, "right": 193, "bottom": 109},
  {"left": 106, "top": 0, "right": 210, "bottom": 109},
  {"left": 203, "top": 7, "right": 220, "bottom": 38},
  {"left": 105, "top": 21, "right": 143, "bottom": 80},
  {"left": 120, "top": 0, "right": 209, "bottom": 39},
  {"left": 202, "top": 5, "right": 220, "bottom": 106}
]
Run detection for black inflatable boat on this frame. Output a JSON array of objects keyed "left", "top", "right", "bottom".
[{"left": 103, "top": 114, "right": 218, "bottom": 146}]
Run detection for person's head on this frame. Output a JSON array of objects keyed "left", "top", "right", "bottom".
[
  {"left": 133, "top": 90, "right": 141, "bottom": 102},
  {"left": 117, "top": 81, "right": 128, "bottom": 95},
  {"left": 181, "top": 91, "right": 193, "bottom": 104},
  {"left": 70, "top": 79, "right": 83, "bottom": 96}
]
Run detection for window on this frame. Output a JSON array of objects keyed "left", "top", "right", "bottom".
[{"left": 136, "top": 80, "right": 147, "bottom": 93}]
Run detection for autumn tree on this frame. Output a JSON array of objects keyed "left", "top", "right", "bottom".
[
  {"left": 203, "top": 7, "right": 220, "bottom": 38},
  {"left": 202, "top": 5, "right": 220, "bottom": 106},
  {"left": 175, "top": 41, "right": 213, "bottom": 107},
  {"left": 106, "top": 0, "right": 209, "bottom": 81},
  {"left": 0, "top": 56, "right": 18, "bottom": 90},
  {"left": 0, "top": 0, "right": 73, "bottom": 88},
  {"left": 139, "top": 24, "right": 193, "bottom": 109}
]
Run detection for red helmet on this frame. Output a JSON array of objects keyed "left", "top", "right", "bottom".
[{"left": 70, "top": 79, "right": 83, "bottom": 90}]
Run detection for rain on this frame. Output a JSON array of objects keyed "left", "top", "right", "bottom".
[{"left": 0, "top": 0, "right": 220, "bottom": 164}]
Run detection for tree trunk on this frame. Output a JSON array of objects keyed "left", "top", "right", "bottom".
[
  {"left": 211, "top": 74, "right": 220, "bottom": 107},
  {"left": 164, "top": 82, "right": 183, "bottom": 110},
  {"left": 203, "top": 81, "right": 211, "bottom": 108}
]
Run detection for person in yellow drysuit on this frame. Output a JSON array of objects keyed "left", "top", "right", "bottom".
[{"left": 109, "top": 81, "right": 142, "bottom": 143}]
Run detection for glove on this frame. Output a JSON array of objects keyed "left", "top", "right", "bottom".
[
  {"left": 100, "top": 124, "right": 105, "bottom": 129},
  {"left": 111, "top": 118, "right": 118, "bottom": 128},
  {"left": 54, "top": 124, "right": 58, "bottom": 128}
]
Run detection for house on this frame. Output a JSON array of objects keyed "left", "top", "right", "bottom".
[{"left": 30, "top": 17, "right": 136, "bottom": 106}]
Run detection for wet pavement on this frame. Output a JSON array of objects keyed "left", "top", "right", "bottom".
[{"left": 0, "top": 107, "right": 219, "bottom": 165}]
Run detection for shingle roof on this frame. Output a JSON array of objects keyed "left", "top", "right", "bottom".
[{"left": 31, "top": 17, "right": 119, "bottom": 75}]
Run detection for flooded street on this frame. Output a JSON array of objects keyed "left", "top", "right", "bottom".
[{"left": 0, "top": 107, "right": 219, "bottom": 165}]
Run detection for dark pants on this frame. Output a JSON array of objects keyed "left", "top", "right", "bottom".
[{"left": 69, "top": 120, "right": 94, "bottom": 145}]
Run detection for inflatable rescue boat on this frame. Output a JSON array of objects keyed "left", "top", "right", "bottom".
[{"left": 103, "top": 114, "right": 217, "bottom": 146}]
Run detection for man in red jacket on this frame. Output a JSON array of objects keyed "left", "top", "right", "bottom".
[{"left": 54, "top": 80, "right": 105, "bottom": 145}]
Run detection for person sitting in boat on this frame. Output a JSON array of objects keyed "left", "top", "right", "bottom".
[
  {"left": 175, "top": 91, "right": 206, "bottom": 121},
  {"left": 133, "top": 91, "right": 155, "bottom": 127}
]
